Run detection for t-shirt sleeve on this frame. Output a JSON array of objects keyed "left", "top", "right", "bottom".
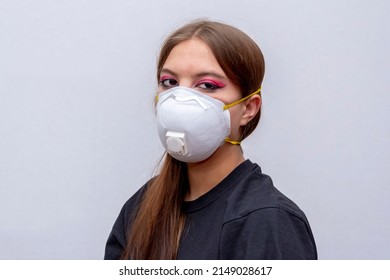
[
  {"left": 219, "top": 207, "right": 317, "bottom": 260},
  {"left": 104, "top": 204, "right": 127, "bottom": 260}
]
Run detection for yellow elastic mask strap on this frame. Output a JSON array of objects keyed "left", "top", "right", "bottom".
[
  {"left": 223, "top": 87, "right": 261, "bottom": 111},
  {"left": 224, "top": 137, "right": 241, "bottom": 145}
]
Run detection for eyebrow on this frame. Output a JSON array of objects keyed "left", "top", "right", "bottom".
[{"left": 159, "top": 68, "right": 227, "bottom": 80}]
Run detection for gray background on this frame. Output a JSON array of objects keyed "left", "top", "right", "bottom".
[{"left": 1, "top": 0, "right": 389, "bottom": 259}]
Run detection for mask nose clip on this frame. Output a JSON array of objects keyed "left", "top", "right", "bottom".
[
  {"left": 171, "top": 94, "right": 208, "bottom": 110},
  {"left": 166, "top": 131, "right": 187, "bottom": 156}
]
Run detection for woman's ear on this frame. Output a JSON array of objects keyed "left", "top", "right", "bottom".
[{"left": 240, "top": 94, "right": 261, "bottom": 126}]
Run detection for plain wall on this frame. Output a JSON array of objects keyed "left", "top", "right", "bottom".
[{"left": 0, "top": 0, "right": 389, "bottom": 259}]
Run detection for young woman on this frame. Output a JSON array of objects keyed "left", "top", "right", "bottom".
[{"left": 104, "top": 20, "right": 317, "bottom": 260}]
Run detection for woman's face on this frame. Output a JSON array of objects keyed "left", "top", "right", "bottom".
[{"left": 157, "top": 38, "right": 246, "bottom": 141}]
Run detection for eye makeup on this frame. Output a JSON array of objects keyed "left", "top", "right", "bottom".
[
  {"left": 159, "top": 75, "right": 174, "bottom": 82},
  {"left": 197, "top": 78, "right": 226, "bottom": 88}
]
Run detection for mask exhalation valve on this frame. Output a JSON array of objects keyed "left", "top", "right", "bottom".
[{"left": 166, "top": 131, "right": 187, "bottom": 156}]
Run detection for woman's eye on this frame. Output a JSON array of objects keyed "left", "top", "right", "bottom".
[
  {"left": 160, "top": 78, "right": 178, "bottom": 88},
  {"left": 197, "top": 82, "right": 219, "bottom": 90}
]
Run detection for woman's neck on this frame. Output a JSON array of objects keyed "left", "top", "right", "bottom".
[{"left": 185, "top": 143, "right": 245, "bottom": 201}]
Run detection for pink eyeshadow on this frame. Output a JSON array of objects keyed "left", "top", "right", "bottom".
[{"left": 198, "top": 79, "right": 226, "bottom": 88}]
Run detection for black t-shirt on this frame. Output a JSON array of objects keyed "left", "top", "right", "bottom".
[{"left": 104, "top": 160, "right": 317, "bottom": 259}]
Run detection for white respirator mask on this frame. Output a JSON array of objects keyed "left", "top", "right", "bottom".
[{"left": 155, "top": 86, "right": 260, "bottom": 163}]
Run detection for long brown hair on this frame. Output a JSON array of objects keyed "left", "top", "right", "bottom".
[{"left": 122, "top": 19, "right": 265, "bottom": 259}]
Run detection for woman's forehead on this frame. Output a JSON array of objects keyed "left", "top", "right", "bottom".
[{"left": 161, "top": 38, "right": 225, "bottom": 78}]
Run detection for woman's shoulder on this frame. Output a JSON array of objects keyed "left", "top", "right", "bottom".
[
  {"left": 104, "top": 179, "right": 152, "bottom": 260},
  {"left": 220, "top": 161, "right": 317, "bottom": 259},
  {"left": 120, "top": 178, "right": 155, "bottom": 219},
  {"left": 224, "top": 161, "right": 309, "bottom": 224}
]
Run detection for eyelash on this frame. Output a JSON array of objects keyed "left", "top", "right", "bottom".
[
  {"left": 159, "top": 78, "right": 178, "bottom": 88},
  {"left": 197, "top": 81, "right": 222, "bottom": 90},
  {"left": 159, "top": 78, "right": 224, "bottom": 91}
]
